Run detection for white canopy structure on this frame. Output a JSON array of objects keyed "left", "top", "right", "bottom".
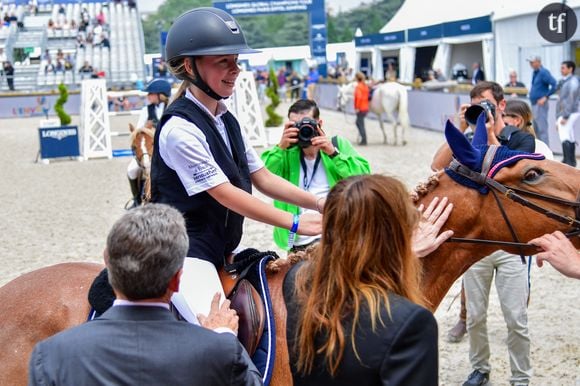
[
  {"left": 355, "top": 0, "right": 580, "bottom": 85},
  {"left": 493, "top": 0, "right": 580, "bottom": 87},
  {"left": 377, "top": 0, "right": 496, "bottom": 82},
  {"left": 239, "top": 42, "right": 356, "bottom": 75}
]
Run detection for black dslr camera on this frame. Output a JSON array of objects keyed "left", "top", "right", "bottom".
[
  {"left": 464, "top": 99, "right": 496, "bottom": 126},
  {"left": 295, "top": 117, "right": 319, "bottom": 148}
]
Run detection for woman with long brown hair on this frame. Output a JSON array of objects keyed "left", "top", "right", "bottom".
[{"left": 284, "top": 174, "right": 444, "bottom": 385}]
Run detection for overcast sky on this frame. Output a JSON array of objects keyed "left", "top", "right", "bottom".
[{"left": 137, "top": 0, "right": 371, "bottom": 15}]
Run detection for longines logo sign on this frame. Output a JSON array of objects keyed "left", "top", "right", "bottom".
[
  {"left": 537, "top": 3, "right": 578, "bottom": 43},
  {"left": 41, "top": 128, "right": 77, "bottom": 141}
]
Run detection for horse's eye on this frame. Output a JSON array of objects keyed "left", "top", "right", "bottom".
[{"left": 523, "top": 168, "right": 544, "bottom": 182}]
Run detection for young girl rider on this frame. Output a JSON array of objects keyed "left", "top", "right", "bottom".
[
  {"left": 150, "top": 7, "right": 322, "bottom": 323},
  {"left": 127, "top": 78, "right": 171, "bottom": 207}
]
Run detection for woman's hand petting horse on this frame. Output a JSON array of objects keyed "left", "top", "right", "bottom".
[{"left": 413, "top": 197, "right": 454, "bottom": 258}]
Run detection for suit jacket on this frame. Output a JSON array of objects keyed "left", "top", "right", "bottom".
[
  {"left": 29, "top": 305, "right": 262, "bottom": 386},
  {"left": 472, "top": 68, "right": 485, "bottom": 84},
  {"left": 284, "top": 264, "right": 438, "bottom": 386}
]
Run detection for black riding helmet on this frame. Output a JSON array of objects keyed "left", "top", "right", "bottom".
[{"left": 165, "top": 7, "right": 259, "bottom": 100}]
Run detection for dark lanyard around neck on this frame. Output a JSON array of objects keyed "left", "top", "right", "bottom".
[{"left": 300, "top": 151, "right": 322, "bottom": 191}]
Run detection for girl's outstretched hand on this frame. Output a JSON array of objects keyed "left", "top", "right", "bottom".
[{"left": 298, "top": 212, "right": 323, "bottom": 236}]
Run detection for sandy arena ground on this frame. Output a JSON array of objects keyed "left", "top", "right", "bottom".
[{"left": 0, "top": 102, "right": 578, "bottom": 385}]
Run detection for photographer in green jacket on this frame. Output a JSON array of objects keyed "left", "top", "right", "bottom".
[{"left": 261, "top": 99, "right": 370, "bottom": 251}]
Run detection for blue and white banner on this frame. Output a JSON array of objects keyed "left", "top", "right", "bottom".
[
  {"left": 213, "top": 0, "right": 316, "bottom": 16},
  {"left": 309, "top": 0, "right": 327, "bottom": 77},
  {"left": 213, "top": 0, "right": 327, "bottom": 77},
  {"left": 355, "top": 31, "right": 405, "bottom": 47}
]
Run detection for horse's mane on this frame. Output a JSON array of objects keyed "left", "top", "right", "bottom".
[
  {"left": 410, "top": 171, "right": 442, "bottom": 204},
  {"left": 129, "top": 125, "right": 155, "bottom": 143},
  {"left": 266, "top": 244, "right": 315, "bottom": 273}
]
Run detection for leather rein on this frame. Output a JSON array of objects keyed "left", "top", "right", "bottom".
[{"left": 445, "top": 145, "right": 580, "bottom": 260}]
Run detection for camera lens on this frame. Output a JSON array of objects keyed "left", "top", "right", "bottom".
[
  {"left": 297, "top": 117, "right": 319, "bottom": 148},
  {"left": 465, "top": 104, "right": 488, "bottom": 126},
  {"left": 299, "top": 125, "right": 315, "bottom": 140}
]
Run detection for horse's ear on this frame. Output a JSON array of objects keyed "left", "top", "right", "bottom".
[
  {"left": 444, "top": 119, "right": 480, "bottom": 169},
  {"left": 471, "top": 111, "right": 488, "bottom": 147},
  {"left": 129, "top": 123, "right": 135, "bottom": 133}
]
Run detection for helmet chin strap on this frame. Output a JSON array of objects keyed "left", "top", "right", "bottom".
[{"left": 185, "top": 57, "right": 226, "bottom": 101}]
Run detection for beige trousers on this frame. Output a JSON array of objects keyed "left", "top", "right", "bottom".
[{"left": 464, "top": 250, "right": 532, "bottom": 384}]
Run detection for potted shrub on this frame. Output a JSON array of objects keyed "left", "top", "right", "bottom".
[
  {"left": 54, "top": 83, "right": 72, "bottom": 126},
  {"left": 264, "top": 67, "right": 283, "bottom": 144}
]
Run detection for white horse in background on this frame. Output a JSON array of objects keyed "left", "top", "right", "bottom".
[{"left": 337, "top": 81, "right": 410, "bottom": 145}]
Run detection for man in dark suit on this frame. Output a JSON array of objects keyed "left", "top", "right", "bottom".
[
  {"left": 28, "top": 204, "right": 262, "bottom": 386},
  {"left": 471, "top": 62, "right": 485, "bottom": 85}
]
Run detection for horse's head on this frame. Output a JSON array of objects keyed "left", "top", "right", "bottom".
[
  {"left": 415, "top": 116, "right": 580, "bottom": 309},
  {"left": 336, "top": 83, "right": 353, "bottom": 112},
  {"left": 129, "top": 122, "right": 155, "bottom": 177}
]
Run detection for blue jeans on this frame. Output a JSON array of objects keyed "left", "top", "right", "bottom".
[
  {"left": 532, "top": 102, "right": 549, "bottom": 146},
  {"left": 356, "top": 111, "right": 367, "bottom": 143}
]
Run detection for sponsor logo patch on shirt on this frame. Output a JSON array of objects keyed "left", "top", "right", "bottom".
[{"left": 191, "top": 161, "right": 219, "bottom": 183}]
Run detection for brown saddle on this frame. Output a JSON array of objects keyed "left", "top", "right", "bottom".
[{"left": 219, "top": 269, "right": 265, "bottom": 357}]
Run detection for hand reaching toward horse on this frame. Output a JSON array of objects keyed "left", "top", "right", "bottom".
[
  {"left": 297, "top": 212, "right": 323, "bottom": 236},
  {"left": 530, "top": 231, "right": 580, "bottom": 279},
  {"left": 197, "top": 293, "right": 239, "bottom": 334},
  {"left": 413, "top": 197, "right": 454, "bottom": 258}
]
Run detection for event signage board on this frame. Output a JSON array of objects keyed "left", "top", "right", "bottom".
[
  {"left": 38, "top": 126, "right": 81, "bottom": 160},
  {"left": 408, "top": 23, "right": 443, "bottom": 42},
  {"left": 355, "top": 31, "right": 405, "bottom": 47},
  {"left": 309, "top": 0, "right": 327, "bottom": 76},
  {"left": 213, "top": 0, "right": 316, "bottom": 15},
  {"left": 213, "top": 0, "right": 327, "bottom": 77},
  {"left": 443, "top": 16, "right": 492, "bottom": 37}
]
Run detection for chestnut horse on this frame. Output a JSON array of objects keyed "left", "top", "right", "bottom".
[
  {"left": 128, "top": 122, "right": 155, "bottom": 204},
  {"left": 1, "top": 134, "right": 579, "bottom": 385}
]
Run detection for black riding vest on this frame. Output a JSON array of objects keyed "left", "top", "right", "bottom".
[
  {"left": 147, "top": 103, "right": 161, "bottom": 126},
  {"left": 151, "top": 97, "right": 252, "bottom": 268}
]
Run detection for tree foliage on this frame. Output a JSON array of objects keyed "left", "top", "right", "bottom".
[{"left": 142, "top": 0, "right": 404, "bottom": 53}]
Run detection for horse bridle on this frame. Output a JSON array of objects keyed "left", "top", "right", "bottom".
[{"left": 445, "top": 145, "right": 580, "bottom": 261}]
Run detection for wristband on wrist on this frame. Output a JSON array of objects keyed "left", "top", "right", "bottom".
[
  {"left": 287, "top": 214, "right": 300, "bottom": 249},
  {"left": 315, "top": 197, "right": 324, "bottom": 213},
  {"left": 290, "top": 214, "right": 299, "bottom": 233}
]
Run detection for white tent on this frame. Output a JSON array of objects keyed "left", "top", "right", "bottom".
[
  {"left": 239, "top": 42, "right": 356, "bottom": 75},
  {"left": 493, "top": 0, "right": 580, "bottom": 87},
  {"left": 375, "top": 0, "right": 498, "bottom": 82},
  {"left": 379, "top": 0, "right": 495, "bottom": 33}
]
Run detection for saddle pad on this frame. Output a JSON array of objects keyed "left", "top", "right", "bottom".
[
  {"left": 445, "top": 145, "right": 545, "bottom": 194},
  {"left": 88, "top": 268, "right": 115, "bottom": 319},
  {"left": 244, "top": 255, "right": 277, "bottom": 386}
]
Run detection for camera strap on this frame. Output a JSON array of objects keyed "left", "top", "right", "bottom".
[{"left": 300, "top": 151, "right": 322, "bottom": 191}]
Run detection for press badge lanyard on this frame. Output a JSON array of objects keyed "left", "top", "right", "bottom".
[{"left": 300, "top": 151, "right": 322, "bottom": 191}]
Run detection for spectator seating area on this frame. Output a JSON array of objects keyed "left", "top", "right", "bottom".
[{"left": 0, "top": 1, "right": 145, "bottom": 92}]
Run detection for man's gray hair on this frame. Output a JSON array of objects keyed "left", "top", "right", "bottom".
[{"left": 106, "top": 204, "right": 188, "bottom": 300}]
